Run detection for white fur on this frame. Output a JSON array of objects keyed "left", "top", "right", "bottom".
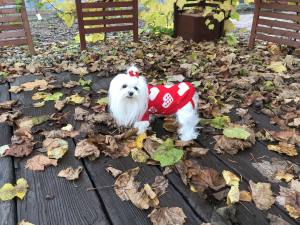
[{"left": 108, "top": 66, "right": 199, "bottom": 141}]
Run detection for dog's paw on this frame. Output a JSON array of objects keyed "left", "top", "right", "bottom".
[{"left": 134, "top": 121, "right": 150, "bottom": 134}]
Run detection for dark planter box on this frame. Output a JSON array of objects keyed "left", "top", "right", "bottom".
[{"left": 174, "top": 4, "right": 224, "bottom": 42}]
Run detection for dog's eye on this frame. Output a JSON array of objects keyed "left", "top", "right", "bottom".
[
  {"left": 122, "top": 84, "right": 127, "bottom": 89},
  {"left": 134, "top": 86, "right": 138, "bottom": 91}
]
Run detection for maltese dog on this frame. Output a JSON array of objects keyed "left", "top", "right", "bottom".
[{"left": 108, "top": 66, "right": 199, "bottom": 141}]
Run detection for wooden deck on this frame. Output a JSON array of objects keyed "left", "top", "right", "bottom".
[{"left": 0, "top": 73, "right": 299, "bottom": 225}]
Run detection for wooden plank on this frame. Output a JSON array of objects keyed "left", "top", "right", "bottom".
[
  {"left": 0, "top": 8, "right": 17, "bottom": 14},
  {"left": 83, "top": 17, "right": 134, "bottom": 26},
  {"left": 151, "top": 118, "right": 298, "bottom": 225},
  {"left": 0, "top": 83, "right": 16, "bottom": 225},
  {"left": 81, "top": 1, "right": 133, "bottom": 9},
  {"left": 0, "top": 0, "right": 17, "bottom": 6},
  {"left": 0, "top": 16, "right": 22, "bottom": 23},
  {"left": 0, "top": 24, "right": 23, "bottom": 31},
  {"left": 82, "top": 9, "right": 134, "bottom": 18},
  {"left": 260, "top": 3, "right": 300, "bottom": 12},
  {"left": 256, "top": 33, "right": 300, "bottom": 48},
  {"left": 257, "top": 25, "right": 300, "bottom": 39},
  {"left": 258, "top": 18, "right": 300, "bottom": 31},
  {"left": 260, "top": 11, "right": 300, "bottom": 23},
  {"left": 0, "top": 30, "right": 25, "bottom": 39},
  {"left": 10, "top": 75, "right": 110, "bottom": 225},
  {"left": 75, "top": 0, "right": 87, "bottom": 50},
  {"left": 132, "top": 0, "right": 138, "bottom": 42},
  {"left": 249, "top": 0, "right": 261, "bottom": 49},
  {"left": 0, "top": 38, "right": 27, "bottom": 47},
  {"left": 20, "top": 3, "right": 35, "bottom": 54},
  {"left": 83, "top": 156, "right": 203, "bottom": 225},
  {"left": 85, "top": 25, "right": 134, "bottom": 34}
]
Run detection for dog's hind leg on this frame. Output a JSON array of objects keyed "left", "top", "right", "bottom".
[{"left": 176, "top": 94, "right": 199, "bottom": 141}]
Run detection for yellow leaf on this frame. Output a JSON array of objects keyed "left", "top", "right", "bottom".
[
  {"left": 0, "top": 178, "right": 29, "bottom": 201},
  {"left": 131, "top": 148, "right": 149, "bottom": 163},
  {"left": 213, "top": 11, "right": 225, "bottom": 22},
  {"left": 205, "top": 19, "right": 211, "bottom": 26},
  {"left": 190, "top": 185, "right": 197, "bottom": 192},
  {"left": 244, "top": 0, "right": 254, "bottom": 4},
  {"left": 268, "top": 61, "right": 287, "bottom": 73},
  {"left": 18, "top": 220, "right": 34, "bottom": 225},
  {"left": 222, "top": 170, "right": 240, "bottom": 186},
  {"left": 135, "top": 133, "right": 147, "bottom": 149},
  {"left": 32, "top": 92, "right": 49, "bottom": 100},
  {"left": 224, "top": 19, "right": 236, "bottom": 33},
  {"left": 208, "top": 24, "right": 215, "bottom": 30},
  {"left": 203, "top": 6, "right": 213, "bottom": 17},
  {"left": 220, "top": 1, "right": 232, "bottom": 10},
  {"left": 239, "top": 191, "right": 252, "bottom": 202},
  {"left": 267, "top": 142, "right": 297, "bottom": 156},
  {"left": 227, "top": 185, "right": 239, "bottom": 205},
  {"left": 43, "top": 138, "right": 69, "bottom": 159},
  {"left": 66, "top": 94, "right": 85, "bottom": 104}
]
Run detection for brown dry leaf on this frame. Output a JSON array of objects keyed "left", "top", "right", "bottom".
[
  {"left": 151, "top": 176, "right": 168, "bottom": 196},
  {"left": 188, "top": 147, "right": 208, "bottom": 157},
  {"left": 175, "top": 140, "right": 194, "bottom": 148},
  {"left": 148, "top": 207, "right": 186, "bottom": 225},
  {"left": 184, "top": 160, "right": 226, "bottom": 193},
  {"left": 58, "top": 166, "right": 83, "bottom": 181},
  {"left": 249, "top": 180, "right": 275, "bottom": 210},
  {"left": 143, "top": 138, "right": 160, "bottom": 158},
  {"left": 26, "top": 62, "right": 42, "bottom": 73},
  {"left": 276, "top": 179, "right": 300, "bottom": 219},
  {"left": 0, "top": 100, "right": 17, "bottom": 109},
  {"left": 5, "top": 140, "right": 34, "bottom": 157},
  {"left": 75, "top": 139, "right": 100, "bottom": 160},
  {"left": 0, "top": 111, "right": 22, "bottom": 124},
  {"left": 25, "top": 154, "right": 58, "bottom": 171},
  {"left": 213, "top": 135, "right": 253, "bottom": 154},
  {"left": 74, "top": 107, "right": 89, "bottom": 121},
  {"left": 268, "top": 142, "right": 298, "bottom": 156},
  {"left": 43, "top": 138, "right": 68, "bottom": 159},
  {"left": 114, "top": 167, "right": 159, "bottom": 209},
  {"left": 239, "top": 191, "right": 252, "bottom": 202},
  {"left": 267, "top": 214, "right": 290, "bottom": 225},
  {"left": 163, "top": 117, "right": 178, "bottom": 133},
  {"left": 42, "top": 130, "right": 79, "bottom": 138},
  {"left": 54, "top": 100, "right": 66, "bottom": 111},
  {"left": 106, "top": 166, "right": 123, "bottom": 178},
  {"left": 21, "top": 79, "right": 48, "bottom": 91},
  {"left": 269, "top": 130, "right": 300, "bottom": 145},
  {"left": 274, "top": 170, "right": 294, "bottom": 182}
]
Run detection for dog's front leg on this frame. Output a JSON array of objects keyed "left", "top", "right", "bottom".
[{"left": 134, "top": 121, "right": 150, "bottom": 134}]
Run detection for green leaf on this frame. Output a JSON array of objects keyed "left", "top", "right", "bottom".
[
  {"left": 264, "top": 81, "right": 275, "bottom": 92},
  {"left": 152, "top": 139, "right": 184, "bottom": 167},
  {"left": 79, "top": 78, "right": 92, "bottom": 91},
  {"left": 225, "top": 33, "right": 238, "bottom": 46},
  {"left": 32, "top": 115, "right": 49, "bottom": 126},
  {"left": 44, "top": 92, "right": 63, "bottom": 101},
  {"left": 200, "top": 116, "right": 230, "bottom": 129},
  {"left": 96, "top": 97, "right": 108, "bottom": 105},
  {"left": 223, "top": 127, "right": 251, "bottom": 140}
]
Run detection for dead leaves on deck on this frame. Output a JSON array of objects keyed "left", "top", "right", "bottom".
[{"left": 0, "top": 178, "right": 29, "bottom": 201}]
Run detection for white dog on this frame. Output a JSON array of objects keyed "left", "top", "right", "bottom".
[{"left": 108, "top": 66, "right": 199, "bottom": 141}]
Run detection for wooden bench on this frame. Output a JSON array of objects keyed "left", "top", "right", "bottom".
[
  {"left": 0, "top": 0, "right": 35, "bottom": 54},
  {"left": 75, "top": 0, "right": 138, "bottom": 51},
  {"left": 249, "top": 0, "right": 300, "bottom": 49}
]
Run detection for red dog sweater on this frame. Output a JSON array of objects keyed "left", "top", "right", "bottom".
[{"left": 141, "top": 82, "right": 196, "bottom": 121}]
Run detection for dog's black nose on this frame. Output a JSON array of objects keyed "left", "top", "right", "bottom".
[{"left": 128, "top": 91, "right": 134, "bottom": 96}]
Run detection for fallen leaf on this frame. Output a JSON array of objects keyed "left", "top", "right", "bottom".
[
  {"left": 214, "top": 135, "right": 253, "bottom": 154},
  {"left": 151, "top": 176, "right": 168, "bottom": 196},
  {"left": 0, "top": 145, "right": 9, "bottom": 157},
  {"left": 276, "top": 179, "right": 300, "bottom": 219},
  {"left": 152, "top": 139, "right": 184, "bottom": 167},
  {"left": 269, "top": 130, "right": 300, "bottom": 145},
  {"left": 18, "top": 220, "right": 34, "bottom": 225},
  {"left": 223, "top": 126, "right": 251, "bottom": 140},
  {"left": 200, "top": 116, "right": 230, "bottom": 129},
  {"left": 163, "top": 119, "right": 178, "bottom": 132},
  {"left": 0, "top": 100, "right": 17, "bottom": 109},
  {"left": 249, "top": 180, "right": 275, "bottom": 210},
  {"left": 135, "top": 133, "right": 147, "bottom": 149},
  {"left": 74, "top": 107, "right": 89, "bottom": 121},
  {"left": 267, "top": 214, "right": 290, "bottom": 225},
  {"left": 188, "top": 147, "right": 208, "bottom": 157},
  {"left": 0, "top": 111, "right": 22, "bottom": 124},
  {"left": 148, "top": 207, "right": 186, "bottom": 225},
  {"left": 131, "top": 148, "right": 149, "bottom": 163},
  {"left": 75, "top": 139, "right": 100, "bottom": 160},
  {"left": 43, "top": 138, "right": 68, "bottom": 159},
  {"left": 54, "top": 100, "right": 66, "bottom": 111},
  {"left": 0, "top": 178, "right": 28, "bottom": 201},
  {"left": 222, "top": 170, "right": 240, "bottom": 187},
  {"left": 25, "top": 154, "right": 57, "bottom": 171},
  {"left": 274, "top": 170, "right": 294, "bottom": 182},
  {"left": 66, "top": 94, "right": 85, "bottom": 104},
  {"left": 5, "top": 140, "right": 34, "bottom": 157},
  {"left": 58, "top": 166, "right": 83, "bottom": 181},
  {"left": 239, "top": 191, "right": 252, "bottom": 202},
  {"left": 227, "top": 185, "right": 239, "bottom": 205},
  {"left": 106, "top": 166, "right": 123, "bottom": 178},
  {"left": 268, "top": 142, "right": 298, "bottom": 156},
  {"left": 268, "top": 61, "right": 287, "bottom": 73},
  {"left": 42, "top": 130, "right": 79, "bottom": 138}
]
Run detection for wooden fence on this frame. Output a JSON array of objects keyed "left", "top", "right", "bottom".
[
  {"left": 0, "top": 0, "right": 35, "bottom": 54},
  {"left": 75, "top": 0, "right": 138, "bottom": 50},
  {"left": 249, "top": 0, "right": 300, "bottom": 49}
]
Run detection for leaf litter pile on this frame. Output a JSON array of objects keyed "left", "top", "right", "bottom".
[{"left": 0, "top": 32, "right": 300, "bottom": 225}]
